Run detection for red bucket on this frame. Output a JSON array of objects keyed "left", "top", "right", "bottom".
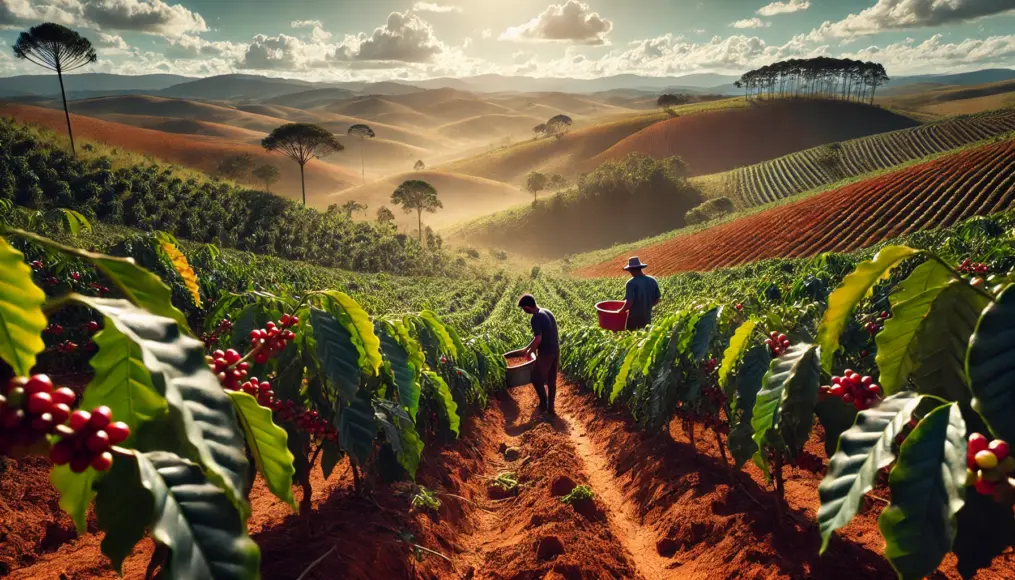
[{"left": 595, "top": 301, "right": 628, "bottom": 332}]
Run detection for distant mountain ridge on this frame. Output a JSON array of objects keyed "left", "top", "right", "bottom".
[{"left": 2, "top": 69, "right": 1013, "bottom": 102}]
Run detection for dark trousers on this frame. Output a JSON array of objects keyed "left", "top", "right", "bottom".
[{"left": 532, "top": 352, "right": 559, "bottom": 411}]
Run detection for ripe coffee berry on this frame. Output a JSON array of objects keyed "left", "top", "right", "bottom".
[
  {"left": 50, "top": 409, "right": 129, "bottom": 473},
  {"left": 966, "top": 433, "right": 1015, "bottom": 503},
  {"left": 0, "top": 375, "right": 63, "bottom": 454},
  {"left": 764, "top": 331, "right": 791, "bottom": 357},
  {"left": 820, "top": 371, "right": 882, "bottom": 411}
]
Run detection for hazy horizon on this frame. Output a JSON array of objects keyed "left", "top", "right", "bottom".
[{"left": 2, "top": 1, "right": 1014, "bottom": 83}]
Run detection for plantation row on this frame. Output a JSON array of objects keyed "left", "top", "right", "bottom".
[
  {"left": 10, "top": 199, "right": 1015, "bottom": 577},
  {"left": 580, "top": 136, "right": 1015, "bottom": 277},
  {"left": 719, "top": 108, "right": 1015, "bottom": 207},
  {"left": 0, "top": 119, "right": 449, "bottom": 276}
]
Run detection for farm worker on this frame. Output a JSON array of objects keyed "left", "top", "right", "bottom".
[
  {"left": 518, "top": 294, "right": 560, "bottom": 416},
  {"left": 620, "top": 256, "right": 661, "bottom": 331}
]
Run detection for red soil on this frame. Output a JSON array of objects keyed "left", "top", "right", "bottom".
[
  {"left": 579, "top": 137, "right": 1015, "bottom": 277},
  {"left": 8, "top": 376, "right": 1014, "bottom": 579},
  {"left": 0, "top": 104, "right": 357, "bottom": 207},
  {"left": 588, "top": 100, "right": 918, "bottom": 176}
]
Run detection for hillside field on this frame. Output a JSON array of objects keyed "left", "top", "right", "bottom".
[
  {"left": 706, "top": 108, "right": 1015, "bottom": 207},
  {"left": 589, "top": 99, "right": 921, "bottom": 176},
  {"left": 579, "top": 136, "right": 1015, "bottom": 276}
]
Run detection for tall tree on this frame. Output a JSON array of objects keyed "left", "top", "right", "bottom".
[
  {"left": 533, "top": 123, "right": 548, "bottom": 139},
  {"left": 525, "top": 171, "right": 548, "bottom": 203},
  {"left": 413, "top": 159, "right": 425, "bottom": 171},
  {"left": 656, "top": 93, "right": 690, "bottom": 112},
  {"left": 261, "top": 123, "right": 343, "bottom": 206},
  {"left": 252, "top": 163, "right": 280, "bottom": 192},
  {"left": 391, "top": 180, "right": 442, "bottom": 244},
  {"left": 376, "top": 205, "right": 395, "bottom": 225},
  {"left": 347, "top": 124, "right": 375, "bottom": 184},
  {"left": 341, "top": 200, "right": 367, "bottom": 217},
  {"left": 216, "top": 153, "right": 253, "bottom": 181},
  {"left": 546, "top": 115, "right": 572, "bottom": 140},
  {"left": 13, "top": 23, "right": 97, "bottom": 157}
]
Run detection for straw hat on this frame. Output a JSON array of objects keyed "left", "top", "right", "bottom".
[{"left": 623, "top": 256, "right": 648, "bottom": 271}]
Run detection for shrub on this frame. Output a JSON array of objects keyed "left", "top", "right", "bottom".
[{"left": 685, "top": 197, "right": 736, "bottom": 225}]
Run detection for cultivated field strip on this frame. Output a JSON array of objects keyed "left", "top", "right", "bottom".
[
  {"left": 578, "top": 137, "right": 1015, "bottom": 276},
  {"left": 718, "top": 108, "right": 1015, "bottom": 207}
]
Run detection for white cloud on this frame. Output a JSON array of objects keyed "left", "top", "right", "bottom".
[
  {"left": 841, "top": 34, "right": 1015, "bottom": 75},
  {"left": 238, "top": 33, "right": 331, "bottom": 70},
  {"left": 500, "top": 0, "right": 613, "bottom": 45},
  {"left": 731, "top": 18, "right": 770, "bottom": 29},
  {"left": 333, "top": 11, "right": 444, "bottom": 65},
  {"left": 481, "top": 28, "right": 492, "bottom": 39},
  {"left": 167, "top": 33, "right": 244, "bottom": 59},
  {"left": 756, "top": 0, "right": 810, "bottom": 17},
  {"left": 290, "top": 19, "right": 322, "bottom": 28},
  {"left": 411, "top": 2, "right": 462, "bottom": 13},
  {"left": 810, "top": 0, "right": 1015, "bottom": 40},
  {"left": 82, "top": 0, "right": 207, "bottom": 38},
  {"left": 98, "top": 31, "right": 128, "bottom": 49},
  {"left": 513, "top": 50, "right": 535, "bottom": 62},
  {"left": 0, "top": 0, "right": 207, "bottom": 38},
  {"left": 462, "top": 36, "right": 473, "bottom": 48}
]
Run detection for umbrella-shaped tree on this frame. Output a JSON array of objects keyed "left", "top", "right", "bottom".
[
  {"left": 347, "top": 124, "right": 375, "bottom": 184},
  {"left": 546, "top": 114, "right": 572, "bottom": 140},
  {"left": 13, "top": 23, "right": 97, "bottom": 157},
  {"left": 525, "top": 171, "right": 548, "bottom": 203},
  {"left": 261, "top": 123, "right": 343, "bottom": 205},
  {"left": 252, "top": 163, "right": 280, "bottom": 192},
  {"left": 391, "top": 180, "right": 442, "bottom": 244}
]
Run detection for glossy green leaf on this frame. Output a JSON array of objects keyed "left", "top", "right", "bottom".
[
  {"left": 138, "top": 451, "right": 261, "bottom": 579},
  {"left": 53, "top": 208, "right": 93, "bottom": 236},
  {"left": 817, "top": 392, "right": 925, "bottom": 553},
  {"left": 50, "top": 466, "right": 98, "bottom": 535},
  {"left": 375, "top": 399, "right": 424, "bottom": 478},
  {"left": 814, "top": 397, "right": 857, "bottom": 458},
  {"left": 728, "top": 346, "right": 770, "bottom": 468},
  {"left": 93, "top": 452, "right": 152, "bottom": 572},
  {"left": 227, "top": 392, "right": 297, "bottom": 512},
  {"left": 875, "top": 260, "right": 954, "bottom": 395},
  {"left": 377, "top": 320, "right": 424, "bottom": 421},
  {"left": 321, "top": 291, "right": 382, "bottom": 376},
  {"left": 818, "top": 246, "right": 918, "bottom": 372},
  {"left": 688, "top": 306, "right": 718, "bottom": 361},
  {"left": 908, "top": 282, "right": 988, "bottom": 403},
  {"left": 750, "top": 343, "right": 820, "bottom": 469},
  {"left": 0, "top": 236, "right": 47, "bottom": 376},
  {"left": 84, "top": 322, "right": 167, "bottom": 443},
  {"left": 637, "top": 315, "right": 676, "bottom": 376},
  {"left": 610, "top": 342, "right": 641, "bottom": 404},
  {"left": 879, "top": 403, "right": 967, "bottom": 580},
  {"left": 719, "top": 320, "right": 756, "bottom": 393},
  {"left": 418, "top": 310, "right": 458, "bottom": 360},
  {"left": 311, "top": 307, "right": 364, "bottom": 404},
  {"left": 966, "top": 284, "right": 1015, "bottom": 444},
  {"left": 339, "top": 396, "right": 377, "bottom": 466},
  {"left": 424, "top": 369, "right": 460, "bottom": 437},
  {"left": 71, "top": 296, "right": 250, "bottom": 519}
]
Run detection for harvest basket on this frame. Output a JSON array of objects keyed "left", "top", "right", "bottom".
[
  {"left": 595, "top": 301, "right": 628, "bottom": 332},
  {"left": 503, "top": 349, "right": 536, "bottom": 387}
]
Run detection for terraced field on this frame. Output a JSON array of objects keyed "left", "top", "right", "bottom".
[
  {"left": 579, "top": 136, "right": 1015, "bottom": 276},
  {"left": 712, "top": 108, "right": 1015, "bottom": 207}
]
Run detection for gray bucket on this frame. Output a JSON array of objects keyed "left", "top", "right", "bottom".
[{"left": 504, "top": 349, "right": 536, "bottom": 388}]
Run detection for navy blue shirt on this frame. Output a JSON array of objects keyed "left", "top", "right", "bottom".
[
  {"left": 530, "top": 308, "right": 559, "bottom": 356},
  {"left": 625, "top": 275, "right": 661, "bottom": 329}
]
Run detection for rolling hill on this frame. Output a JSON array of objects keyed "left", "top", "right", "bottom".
[
  {"left": 87, "top": 114, "right": 267, "bottom": 143},
  {"left": 435, "top": 113, "right": 546, "bottom": 141},
  {"left": 65, "top": 95, "right": 288, "bottom": 133},
  {"left": 442, "top": 111, "right": 671, "bottom": 184},
  {"left": 329, "top": 170, "right": 530, "bottom": 231},
  {"left": 577, "top": 137, "right": 1015, "bottom": 276},
  {"left": 0, "top": 103, "right": 357, "bottom": 205},
  {"left": 705, "top": 108, "right": 1015, "bottom": 207},
  {"left": 589, "top": 99, "right": 920, "bottom": 176}
]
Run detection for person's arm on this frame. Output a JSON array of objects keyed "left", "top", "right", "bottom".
[
  {"left": 523, "top": 334, "right": 542, "bottom": 357},
  {"left": 620, "top": 281, "right": 633, "bottom": 312},
  {"left": 652, "top": 280, "right": 661, "bottom": 306}
]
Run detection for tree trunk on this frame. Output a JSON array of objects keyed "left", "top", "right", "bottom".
[
  {"left": 299, "top": 163, "right": 306, "bottom": 205},
  {"left": 264, "top": 179, "right": 270, "bottom": 193},
  {"left": 56, "top": 67, "right": 76, "bottom": 157},
  {"left": 360, "top": 140, "right": 365, "bottom": 184},
  {"left": 417, "top": 209, "right": 423, "bottom": 245}
]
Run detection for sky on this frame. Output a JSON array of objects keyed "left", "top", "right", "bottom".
[{"left": 1, "top": 0, "right": 1015, "bottom": 81}]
